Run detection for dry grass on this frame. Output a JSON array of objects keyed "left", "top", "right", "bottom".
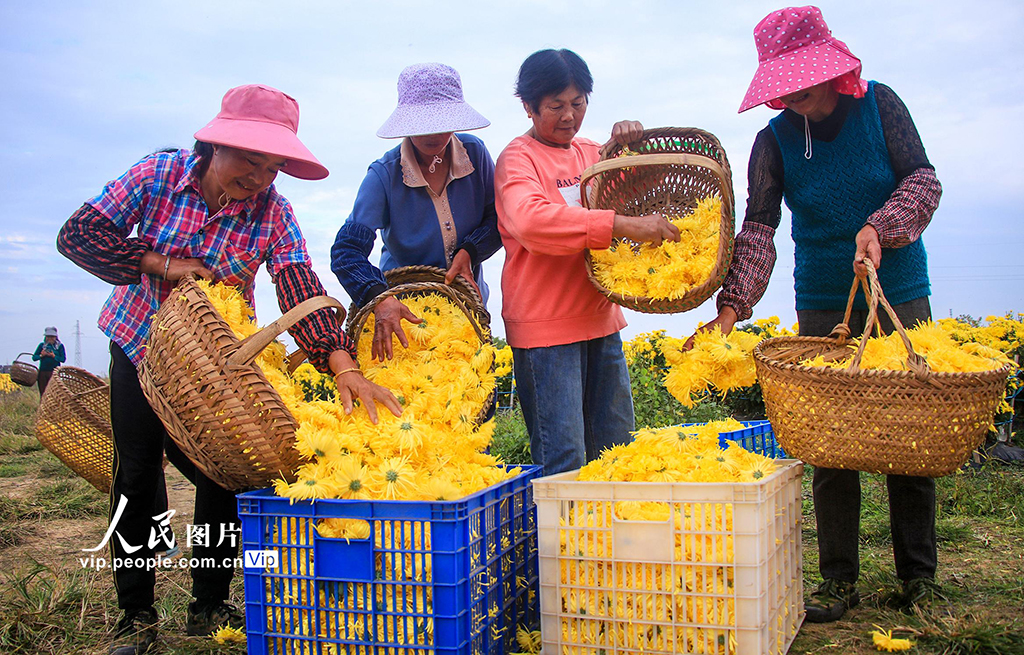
[{"left": 0, "top": 387, "right": 1021, "bottom": 653}]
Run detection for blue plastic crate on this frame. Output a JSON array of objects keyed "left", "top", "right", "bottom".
[
  {"left": 237, "top": 466, "right": 542, "bottom": 655},
  {"left": 677, "top": 419, "right": 788, "bottom": 458}
]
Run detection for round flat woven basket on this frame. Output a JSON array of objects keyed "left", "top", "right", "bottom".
[
  {"left": 580, "top": 127, "right": 735, "bottom": 314},
  {"left": 139, "top": 276, "right": 345, "bottom": 491},
  {"left": 10, "top": 353, "right": 38, "bottom": 387},
  {"left": 34, "top": 366, "right": 113, "bottom": 494},
  {"left": 755, "top": 262, "right": 1011, "bottom": 477},
  {"left": 346, "top": 274, "right": 496, "bottom": 424},
  {"left": 344, "top": 264, "right": 490, "bottom": 333}
]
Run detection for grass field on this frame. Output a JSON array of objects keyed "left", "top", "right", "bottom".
[{"left": 1, "top": 387, "right": 1022, "bottom": 654}]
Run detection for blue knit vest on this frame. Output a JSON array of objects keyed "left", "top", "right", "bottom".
[{"left": 770, "top": 82, "right": 930, "bottom": 311}]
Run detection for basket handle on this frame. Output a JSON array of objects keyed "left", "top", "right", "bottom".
[
  {"left": 843, "top": 259, "right": 930, "bottom": 378},
  {"left": 348, "top": 281, "right": 486, "bottom": 345},
  {"left": 579, "top": 153, "right": 730, "bottom": 210},
  {"left": 14, "top": 352, "right": 35, "bottom": 363},
  {"left": 227, "top": 296, "right": 346, "bottom": 366}
]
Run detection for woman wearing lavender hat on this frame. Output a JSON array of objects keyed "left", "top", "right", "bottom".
[{"left": 331, "top": 63, "right": 501, "bottom": 361}]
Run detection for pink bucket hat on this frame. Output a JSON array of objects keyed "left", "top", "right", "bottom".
[
  {"left": 194, "top": 84, "right": 329, "bottom": 180},
  {"left": 377, "top": 63, "right": 490, "bottom": 139},
  {"left": 738, "top": 6, "right": 868, "bottom": 113}
]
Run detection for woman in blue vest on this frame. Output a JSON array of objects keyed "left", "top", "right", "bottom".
[{"left": 703, "top": 7, "right": 943, "bottom": 622}]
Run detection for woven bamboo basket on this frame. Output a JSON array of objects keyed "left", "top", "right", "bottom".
[
  {"left": 754, "top": 262, "right": 1011, "bottom": 477},
  {"left": 138, "top": 276, "right": 345, "bottom": 491},
  {"left": 10, "top": 353, "right": 38, "bottom": 387},
  {"left": 346, "top": 273, "right": 496, "bottom": 423},
  {"left": 34, "top": 366, "right": 113, "bottom": 494},
  {"left": 580, "top": 127, "right": 735, "bottom": 313},
  {"left": 344, "top": 264, "right": 490, "bottom": 332}
]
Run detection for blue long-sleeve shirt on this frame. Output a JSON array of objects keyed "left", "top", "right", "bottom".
[
  {"left": 33, "top": 341, "right": 66, "bottom": 372},
  {"left": 331, "top": 133, "right": 502, "bottom": 307}
]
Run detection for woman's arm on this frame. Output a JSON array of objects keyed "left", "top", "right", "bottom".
[
  {"left": 274, "top": 262, "right": 401, "bottom": 423},
  {"left": 32, "top": 343, "right": 43, "bottom": 362},
  {"left": 55, "top": 344, "right": 67, "bottom": 364},
  {"left": 331, "top": 168, "right": 390, "bottom": 307},
  {"left": 56, "top": 204, "right": 152, "bottom": 285},
  {"left": 714, "top": 127, "right": 785, "bottom": 325},
  {"left": 497, "top": 140, "right": 678, "bottom": 255},
  {"left": 865, "top": 84, "right": 942, "bottom": 250}
]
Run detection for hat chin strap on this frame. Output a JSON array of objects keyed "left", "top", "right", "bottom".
[{"left": 803, "top": 115, "right": 813, "bottom": 160}]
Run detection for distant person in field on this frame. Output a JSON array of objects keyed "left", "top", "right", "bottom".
[
  {"left": 32, "top": 326, "right": 65, "bottom": 395},
  {"left": 696, "top": 6, "right": 942, "bottom": 622}
]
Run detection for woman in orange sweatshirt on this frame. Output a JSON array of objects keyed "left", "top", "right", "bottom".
[{"left": 495, "top": 48, "right": 680, "bottom": 474}]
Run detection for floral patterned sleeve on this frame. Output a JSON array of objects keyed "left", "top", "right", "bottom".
[{"left": 715, "top": 128, "right": 783, "bottom": 320}]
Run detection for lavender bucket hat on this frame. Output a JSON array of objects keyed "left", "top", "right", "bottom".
[{"left": 377, "top": 63, "right": 490, "bottom": 138}]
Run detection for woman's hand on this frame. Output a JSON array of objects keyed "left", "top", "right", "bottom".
[
  {"left": 612, "top": 214, "right": 681, "bottom": 246},
  {"left": 854, "top": 224, "right": 881, "bottom": 277},
  {"left": 444, "top": 249, "right": 481, "bottom": 297},
  {"left": 329, "top": 350, "right": 402, "bottom": 424},
  {"left": 141, "top": 251, "right": 213, "bottom": 282},
  {"left": 600, "top": 120, "right": 644, "bottom": 156},
  {"left": 372, "top": 295, "right": 423, "bottom": 361},
  {"left": 682, "top": 306, "right": 738, "bottom": 351}
]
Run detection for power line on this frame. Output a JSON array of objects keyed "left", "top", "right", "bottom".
[{"left": 74, "top": 320, "right": 82, "bottom": 368}]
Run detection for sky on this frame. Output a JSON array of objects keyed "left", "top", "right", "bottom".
[{"left": 1, "top": 0, "right": 1022, "bottom": 375}]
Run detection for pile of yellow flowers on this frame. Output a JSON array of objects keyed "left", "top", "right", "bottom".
[
  {"left": 589, "top": 196, "right": 721, "bottom": 300},
  {"left": 555, "top": 420, "right": 792, "bottom": 654},
  {"left": 802, "top": 320, "right": 1014, "bottom": 373},
  {"left": 0, "top": 373, "right": 17, "bottom": 394},
  {"left": 198, "top": 281, "right": 525, "bottom": 652},
  {"left": 578, "top": 419, "right": 777, "bottom": 483},
  {"left": 494, "top": 344, "right": 513, "bottom": 378},
  {"left": 661, "top": 327, "right": 763, "bottom": 407},
  {"left": 198, "top": 279, "right": 514, "bottom": 504}
]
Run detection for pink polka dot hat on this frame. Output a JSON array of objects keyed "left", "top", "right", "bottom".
[{"left": 738, "top": 5, "right": 868, "bottom": 113}]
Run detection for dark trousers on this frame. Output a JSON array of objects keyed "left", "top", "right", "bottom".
[
  {"left": 108, "top": 342, "right": 240, "bottom": 611},
  {"left": 37, "top": 368, "right": 54, "bottom": 396},
  {"left": 798, "top": 296, "right": 938, "bottom": 583}
]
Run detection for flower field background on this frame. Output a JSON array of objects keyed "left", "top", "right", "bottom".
[{"left": 0, "top": 312, "right": 1020, "bottom": 652}]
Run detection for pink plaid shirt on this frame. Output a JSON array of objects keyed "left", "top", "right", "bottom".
[{"left": 86, "top": 150, "right": 312, "bottom": 365}]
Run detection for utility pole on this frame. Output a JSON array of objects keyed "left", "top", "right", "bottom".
[{"left": 74, "top": 320, "right": 82, "bottom": 368}]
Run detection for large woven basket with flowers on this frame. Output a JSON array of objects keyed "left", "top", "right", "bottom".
[
  {"left": 34, "top": 366, "right": 114, "bottom": 494},
  {"left": 139, "top": 276, "right": 345, "bottom": 491},
  {"left": 346, "top": 266, "right": 496, "bottom": 423},
  {"left": 755, "top": 262, "right": 1011, "bottom": 477},
  {"left": 580, "top": 127, "right": 735, "bottom": 314}
]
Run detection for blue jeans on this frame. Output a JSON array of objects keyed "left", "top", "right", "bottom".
[{"left": 512, "top": 333, "right": 634, "bottom": 475}]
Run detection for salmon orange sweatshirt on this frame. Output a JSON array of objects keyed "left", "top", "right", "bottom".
[{"left": 495, "top": 134, "right": 625, "bottom": 348}]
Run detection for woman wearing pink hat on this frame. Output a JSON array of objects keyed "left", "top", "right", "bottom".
[
  {"left": 331, "top": 63, "right": 501, "bottom": 361},
  {"left": 700, "top": 7, "right": 943, "bottom": 623},
  {"left": 57, "top": 84, "right": 400, "bottom": 654}
]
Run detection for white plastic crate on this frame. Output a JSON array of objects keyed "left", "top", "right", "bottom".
[{"left": 533, "top": 460, "right": 804, "bottom": 655}]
